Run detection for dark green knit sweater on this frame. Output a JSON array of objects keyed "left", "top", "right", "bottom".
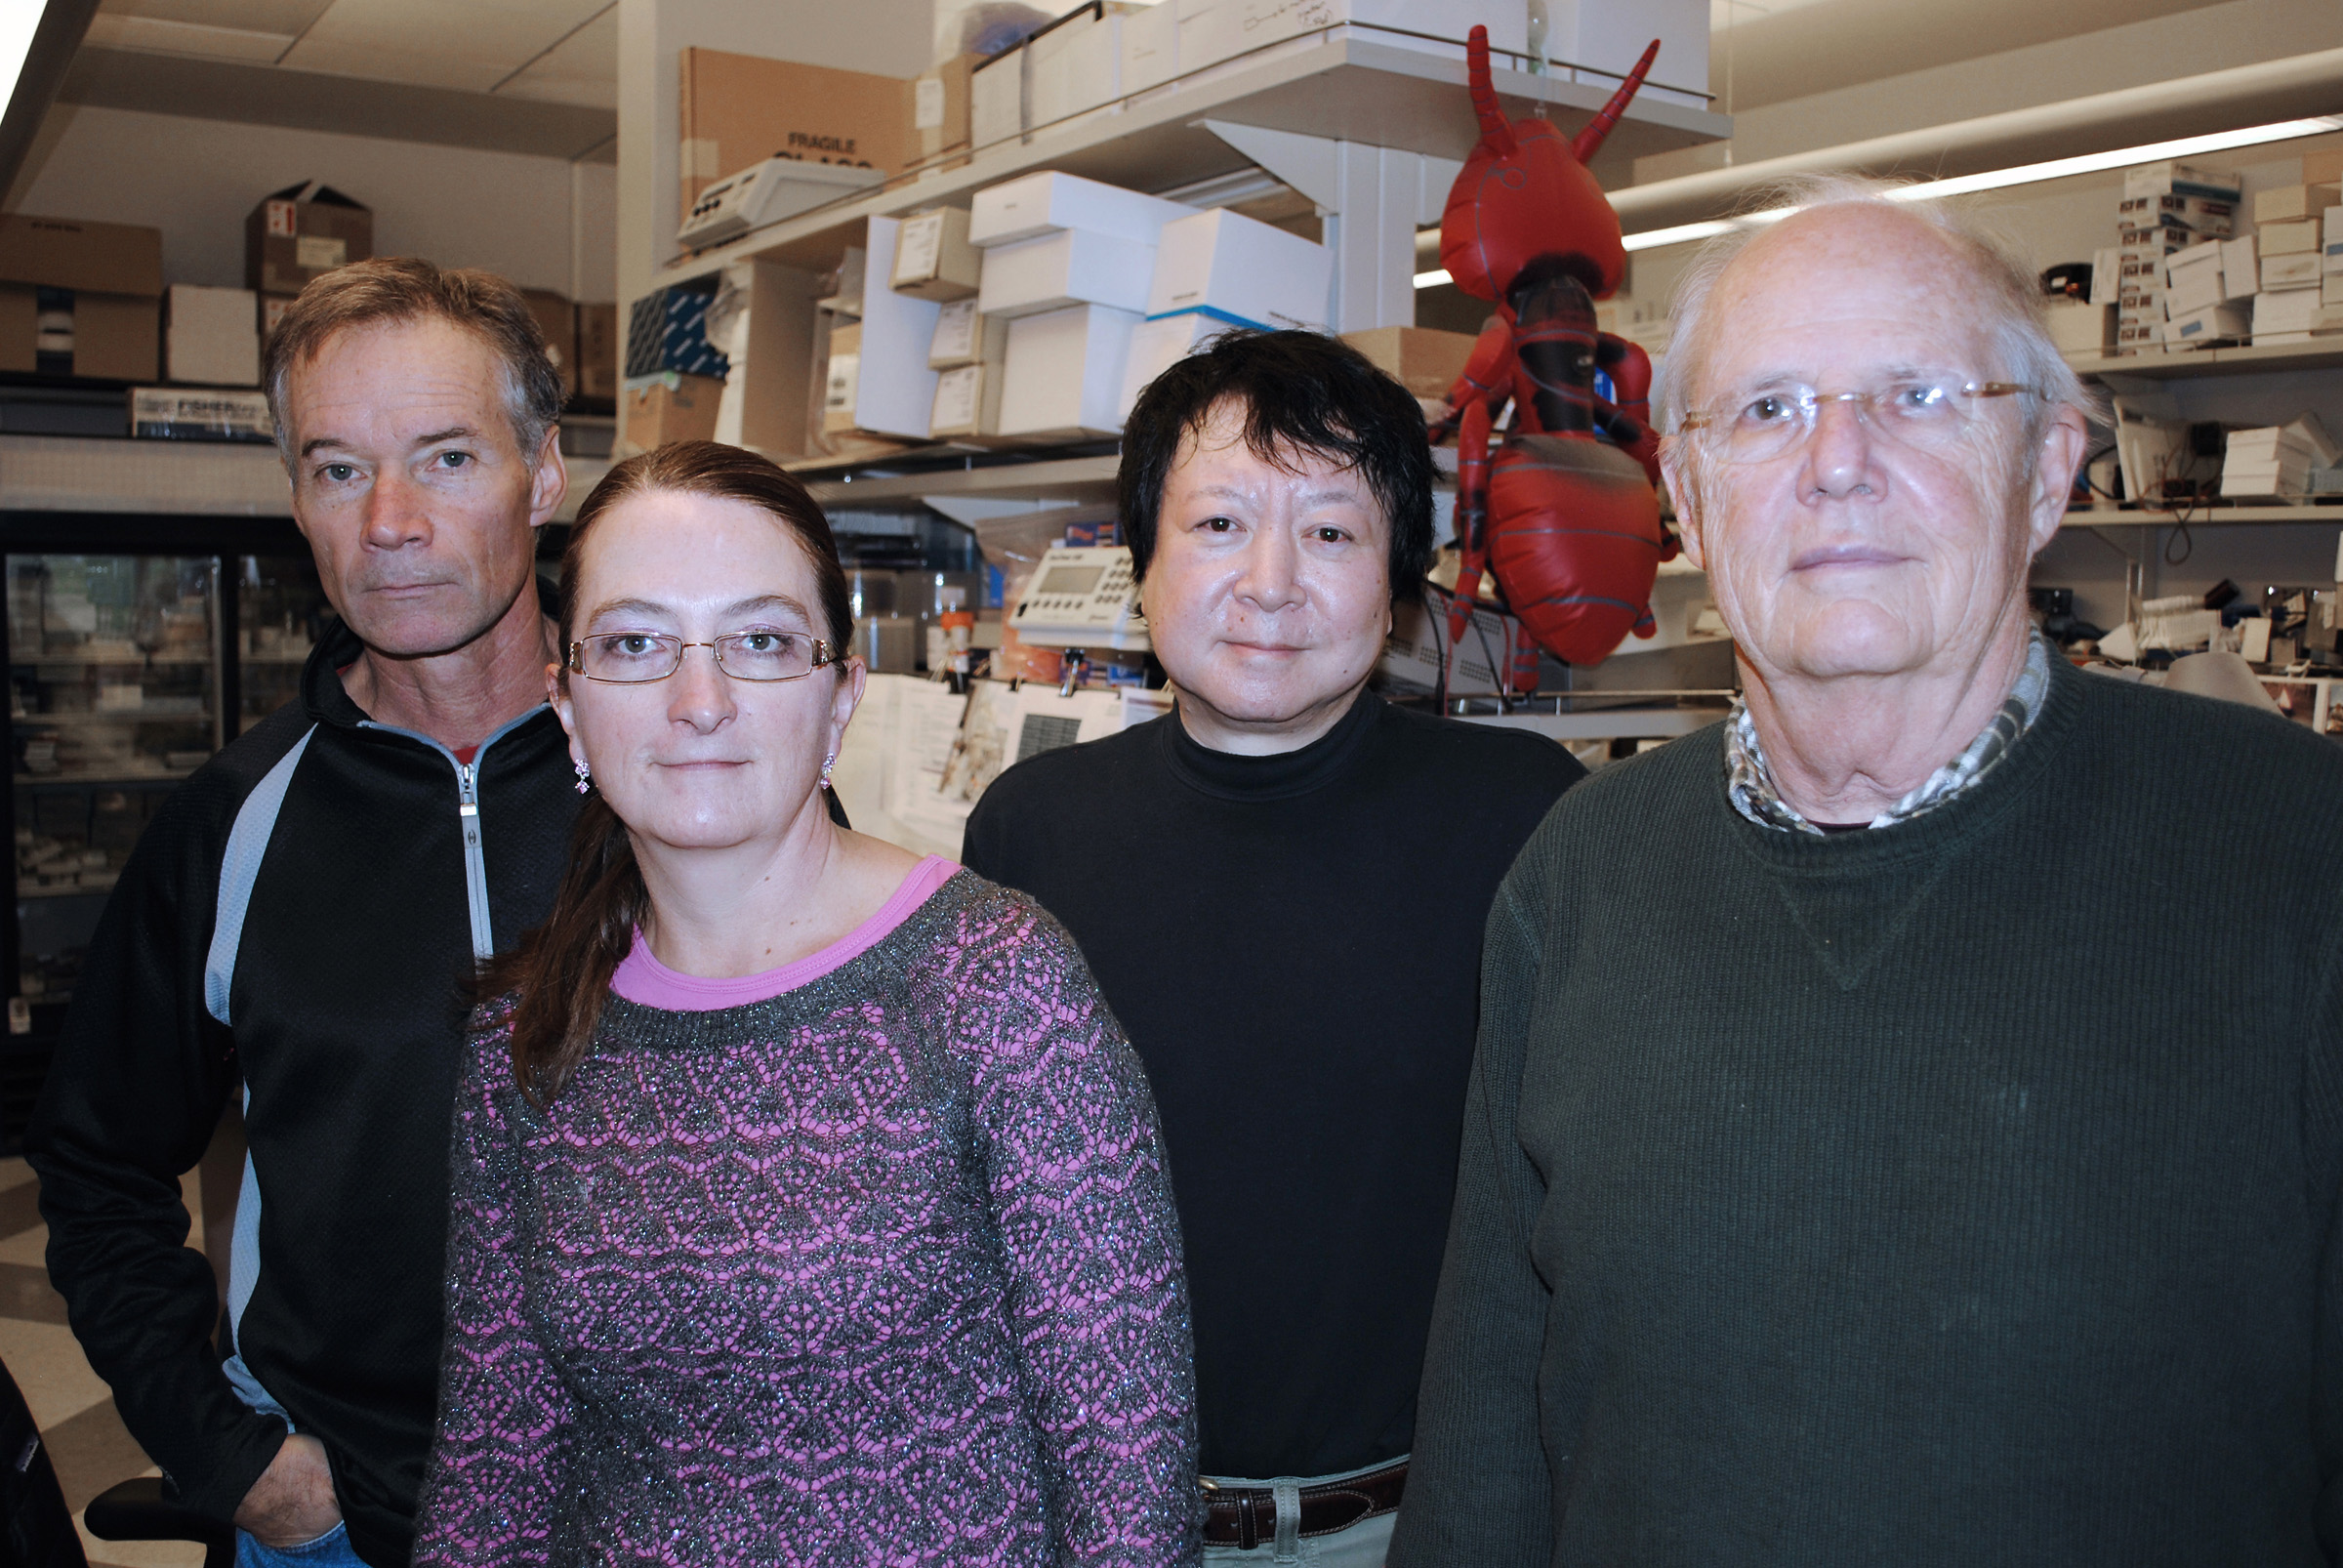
[{"left": 1388, "top": 654, "right": 2343, "bottom": 1566}]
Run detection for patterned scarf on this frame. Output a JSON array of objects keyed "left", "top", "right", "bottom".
[{"left": 1724, "top": 630, "right": 2054, "bottom": 835}]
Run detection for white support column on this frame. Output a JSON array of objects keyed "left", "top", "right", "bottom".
[{"left": 1202, "top": 120, "right": 1459, "bottom": 335}]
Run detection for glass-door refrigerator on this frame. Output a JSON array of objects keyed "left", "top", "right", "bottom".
[{"left": 0, "top": 515, "right": 326, "bottom": 1146}]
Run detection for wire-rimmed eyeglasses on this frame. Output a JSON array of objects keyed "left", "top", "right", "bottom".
[
  {"left": 566, "top": 631, "right": 840, "bottom": 684},
  {"left": 1676, "top": 379, "right": 2038, "bottom": 465}
]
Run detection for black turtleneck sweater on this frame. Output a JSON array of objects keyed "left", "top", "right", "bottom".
[{"left": 962, "top": 690, "right": 1583, "bottom": 1480}]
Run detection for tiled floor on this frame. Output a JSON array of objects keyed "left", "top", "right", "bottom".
[{"left": 0, "top": 1155, "right": 207, "bottom": 1567}]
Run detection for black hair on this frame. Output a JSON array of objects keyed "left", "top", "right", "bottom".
[{"left": 1118, "top": 329, "right": 1436, "bottom": 605}]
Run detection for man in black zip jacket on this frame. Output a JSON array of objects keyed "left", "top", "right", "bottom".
[{"left": 25, "top": 260, "right": 584, "bottom": 1568}]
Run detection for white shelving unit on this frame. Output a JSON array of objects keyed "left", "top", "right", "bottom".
[
  {"left": 648, "top": 26, "right": 1727, "bottom": 296},
  {"left": 0, "top": 433, "right": 611, "bottom": 520}
]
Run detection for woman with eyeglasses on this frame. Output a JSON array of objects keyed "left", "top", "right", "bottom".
[{"left": 410, "top": 441, "right": 1199, "bottom": 1567}]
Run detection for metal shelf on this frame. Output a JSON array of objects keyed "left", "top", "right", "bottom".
[
  {"left": 0, "top": 434, "right": 609, "bottom": 521},
  {"left": 15, "top": 769, "right": 196, "bottom": 785},
  {"left": 650, "top": 27, "right": 1729, "bottom": 292},
  {"left": 806, "top": 454, "right": 1120, "bottom": 514},
  {"left": 2064, "top": 503, "right": 2343, "bottom": 526},
  {"left": 2070, "top": 339, "right": 2343, "bottom": 382}
]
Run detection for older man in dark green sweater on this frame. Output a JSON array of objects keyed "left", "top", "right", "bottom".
[{"left": 1391, "top": 183, "right": 2343, "bottom": 1566}]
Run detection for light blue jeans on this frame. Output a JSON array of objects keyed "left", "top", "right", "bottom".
[
  {"left": 1201, "top": 1456, "right": 1402, "bottom": 1567},
  {"left": 234, "top": 1522, "right": 365, "bottom": 1568}
]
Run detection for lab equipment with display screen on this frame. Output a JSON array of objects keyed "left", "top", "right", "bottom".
[{"left": 1009, "top": 546, "right": 1149, "bottom": 651}]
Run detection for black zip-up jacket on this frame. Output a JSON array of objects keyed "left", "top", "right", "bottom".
[{"left": 26, "top": 602, "right": 581, "bottom": 1567}]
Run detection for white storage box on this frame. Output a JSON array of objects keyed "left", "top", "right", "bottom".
[
  {"left": 1028, "top": 6, "right": 1124, "bottom": 129},
  {"left": 978, "top": 228, "right": 1156, "bottom": 317},
  {"left": 164, "top": 284, "right": 259, "bottom": 387},
  {"left": 2223, "top": 235, "right": 2259, "bottom": 292},
  {"left": 1123, "top": 0, "right": 1179, "bottom": 94},
  {"left": 998, "top": 303, "right": 1141, "bottom": 437},
  {"left": 969, "top": 170, "right": 1193, "bottom": 248},
  {"left": 1117, "top": 310, "right": 1222, "bottom": 422},
  {"left": 2162, "top": 242, "right": 2226, "bottom": 316},
  {"left": 2253, "top": 183, "right": 2339, "bottom": 224},
  {"left": 2254, "top": 288, "right": 2322, "bottom": 337},
  {"left": 2264, "top": 252, "right": 2322, "bottom": 291},
  {"left": 1145, "top": 208, "right": 1332, "bottom": 331},
  {"left": 2043, "top": 301, "right": 2115, "bottom": 356},
  {"left": 2167, "top": 301, "right": 2250, "bottom": 345},
  {"left": 971, "top": 49, "right": 1021, "bottom": 149},
  {"left": 2123, "top": 162, "right": 2243, "bottom": 201},
  {"left": 2263, "top": 219, "right": 2321, "bottom": 257}
]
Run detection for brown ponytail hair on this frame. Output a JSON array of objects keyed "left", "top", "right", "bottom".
[{"left": 485, "top": 440, "right": 855, "bottom": 1106}]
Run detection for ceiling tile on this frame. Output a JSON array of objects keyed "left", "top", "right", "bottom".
[
  {"left": 495, "top": 3, "right": 612, "bottom": 110},
  {"left": 282, "top": 0, "right": 609, "bottom": 76},
  {"left": 83, "top": 13, "right": 292, "bottom": 61},
  {"left": 98, "top": 0, "right": 332, "bottom": 30}
]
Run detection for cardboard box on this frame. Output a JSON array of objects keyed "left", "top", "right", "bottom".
[
  {"left": 131, "top": 386, "right": 271, "bottom": 441},
  {"left": 2119, "top": 192, "right": 2236, "bottom": 231},
  {"left": 891, "top": 208, "right": 982, "bottom": 302},
  {"left": 0, "top": 214, "right": 163, "bottom": 297},
  {"left": 914, "top": 54, "right": 977, "bottom": 166},
  {"left": 2167, "top": 301, "right": 2250, "bottom": 345},
  {"left": 2253, "top": 183, "right": 2340, "bottom": 224},
  {"left": 625, "top": 372, "right": 723, "bottom": 449},
  {"left": 968, "top": 170, "right": 1193, "bottom": 247},
  {"left": 163, "top": 285, "right": 258, "bottom": 387},
  {"left": 2123, "top": 161, "right": 2243, "bottom": 201},
  {"left": 2263, "top": 219, "right": 2321, "bottom": 256},
  {"left": 1145, "top": 208, "right": 1332, "bottom": 331},
  {"left": 0, "top": 213, "right": 165, "bottom": 382},
  {"left": 929, "top": 361, "right": 1004, "bottom": 438},
  {"left": 977, "top": 227, "right": 1155, "bottom": 317},
  {"left": 245, "top": 183, "right": 370, "bottom": 298},
  {"left": 1118, "top": 309, "right": 1219, "bottom": 422},
  {"left": 678, "top": 48, "right": 914, "bottom": 224},
  {"left": 707, "top": 259, "right": 818, "bottom": 459},
  {"left": 2164, "top": 266, "right": 2227, "bottom": 317},
  {"left": 928, "top": 298, "right": 1008, "bottom": 368},
  {"left": 1340, "top": 326, "right": 1479, "bottom": 397},
  {"left": 822, "top": 320, "right": 861, "bottom": 433},
  {"left": 997, "top": 302, "right": 1139, "bottom": 437},
  {"left": 517, "top": 288, "right": 577, "bottom": 400},
  {"left": 2264, "top": 252, "right": 2322, "bottom": 291},
  {"left": 2089, "top": 244, "right": 2121, "bottom": 307},
  {"left": 576, "top": 303, "right": 618, "bottom": 400}
]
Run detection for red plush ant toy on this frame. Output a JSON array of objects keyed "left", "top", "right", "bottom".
[{"left": 1435, "top": 24, "right": 1673, "bottom": 678}]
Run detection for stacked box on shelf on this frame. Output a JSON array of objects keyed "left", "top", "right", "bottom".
[
  {"left": 971, "top": 172, "right": 1195, "bottom": 438},
  {"left": 2248, "top": 182, "right": 2338, "bottom": 342},
  {"left": 2222, "top": 414, "right": 2338, "bottom": 499},
  {"left": 1118, "top": 208, "right": 1334, "bottom": 419},
  {"left": 2117, "top": 162, "right": 2242, "bottom": 352}
]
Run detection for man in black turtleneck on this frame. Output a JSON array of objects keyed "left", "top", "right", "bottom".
[{"left": 964, "top": 330, "right": 1582, "bottom": 1565}]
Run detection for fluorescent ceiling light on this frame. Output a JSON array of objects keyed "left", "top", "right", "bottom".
[
  {"left": 1612, "top": 114, "right": 2343, "bottom": 256},
  {"left": 0, "top": 2, "right": 44, "bottom": 113},
  {"left": 1412, "top": 114, "right": 2343, "bottom": 278}
]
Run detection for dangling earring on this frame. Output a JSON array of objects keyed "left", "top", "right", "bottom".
[
  {"left": 573, "top": 757, "right": 592, "bottom": 795},
  {"left": 820, "top": 751, "right": 836, "bottom": 791}
]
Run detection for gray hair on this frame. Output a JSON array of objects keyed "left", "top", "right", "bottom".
[
  {"left": 1656, "top": 174, "right": 2106, "bottom": 445},
  {"left": 263, "top": 257, "right": 565, "bottom": 475}
]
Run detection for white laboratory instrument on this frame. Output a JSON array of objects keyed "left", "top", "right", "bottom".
[
  {"left": 1009, "top": 545, "right": 1148, "bottom": 651},
  {"left": 678, "top": 157, "right": 886, "bottom": 250}
]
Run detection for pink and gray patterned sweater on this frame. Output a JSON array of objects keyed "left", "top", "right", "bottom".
[{"left": 411, "top": 866, "right": 1200, "bottom": 1566}]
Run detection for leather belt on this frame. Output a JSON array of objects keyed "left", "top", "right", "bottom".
[{"left": 1200, "top": 1461, "right": 1408, "bottom": 1549}]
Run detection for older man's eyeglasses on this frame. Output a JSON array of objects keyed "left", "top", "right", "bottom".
[
  {"left": 1677, "top": 379, "right": 2037, "bottom": 465},
  {"left": 567, "top": 631, "right": 839, "bottom": 683}
]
